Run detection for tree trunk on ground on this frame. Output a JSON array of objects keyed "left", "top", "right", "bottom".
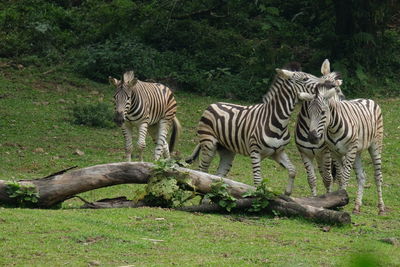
[{"left": 0, "top": 162, "right": 351, "bottom": 224}]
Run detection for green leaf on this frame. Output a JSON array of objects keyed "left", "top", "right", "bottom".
[{"left": 266, "top": 7, "right": 279, "bottom": 16}]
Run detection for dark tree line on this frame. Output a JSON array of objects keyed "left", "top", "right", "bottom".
[{"left": 0, "top": 0, "right": 399, "bottom": 99}]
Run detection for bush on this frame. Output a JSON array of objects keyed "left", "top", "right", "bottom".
[
  {"left": 71, "top": 102, "right": 115, "bottom": 128},
  {"left": 73, "top": 35, "right": 187, "bottom": 82}
]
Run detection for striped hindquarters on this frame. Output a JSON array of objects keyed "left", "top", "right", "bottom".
[
  {"left": 197, "top": 102, "right": 266, "bottom": 156},
  {"left": 332, "top": 99, "right": 383, "bottom": 151},
  {"left": 126, "top": 81, "right": 177, "bottom": 124}
]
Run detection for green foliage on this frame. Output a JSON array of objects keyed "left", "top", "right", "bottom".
[
  {"left": 143, "top": 176, "right": 195, "bottom": 208},
  {"left": 71, "top": 102, "right": 115, "bottom": 128},
  {"left": 0, "top": 0, "right": 399, "bottom": 98},
  {"left": 73, "top": 35, "right": 185, "bottom": 82},
  {"left": 204, "top": 180, "right": 237, "bottom": 212},
  {"left": 5, "top": 181, "right": 39, "bottom": 207},
  {"left": 243, "top": 179, "right": 277, "bottom": 212},
  {"left": 143, "top": 159, "right": 195, "bottom": 208}
]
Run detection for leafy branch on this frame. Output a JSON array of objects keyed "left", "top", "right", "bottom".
[
  {"left": 204, "top": 180, "right": 237, "bottom": 212},
  {"left": 243, "top": 179, "right": 277, "bottom": 212},
  {"left": 5, "top": 181, "right": 40, "bottom": 207}
]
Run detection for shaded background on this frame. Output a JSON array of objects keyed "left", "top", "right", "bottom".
[{"left": 1, "top": 0, "right": 399, "bottom": 101}]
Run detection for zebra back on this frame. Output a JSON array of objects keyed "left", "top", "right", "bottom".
[{"left": 126, "top": 80, "right": 177, "bottom": 125}]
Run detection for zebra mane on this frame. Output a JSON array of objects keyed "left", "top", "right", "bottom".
[
  {"left": 329, "top": 71, "right": 342, "bottom": 80},
  {"left": 262, "top": 62, "right": 303, "bottom": 103}
]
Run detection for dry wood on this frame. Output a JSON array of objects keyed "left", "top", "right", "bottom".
[{"left": 0, "top": 162, "right": 351, "bottom": 224}]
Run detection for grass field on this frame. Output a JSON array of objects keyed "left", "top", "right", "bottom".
[{"left": 1, "top": 65, "right": 399, "bottom": 266}]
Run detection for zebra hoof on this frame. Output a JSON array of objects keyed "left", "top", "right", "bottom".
[
  {"left": 378, "top": 207, "right": 386, "bottom": 216},
  {"left": 352, "top": 208, "right": 361, "bottom": 215}
]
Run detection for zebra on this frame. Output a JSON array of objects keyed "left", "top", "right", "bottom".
[
  {"left": 109, "top": 71, "right": 181, "bottom": 162},
  {"left": 298, "top": 81, "right": 385, "bottom": 214},
  {"left": 295, "top": 59, "right": 344, "bottom": 196},
  {"left": 186, "top": 63, "right": 334, "bottom": 195}
]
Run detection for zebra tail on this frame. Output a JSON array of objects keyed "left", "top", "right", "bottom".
[
  {"left": 169, "top": 117, "right": 182, "bottom": 153},
  {"left": 185, "top": 144, "right": 201, "bottom": 164}
]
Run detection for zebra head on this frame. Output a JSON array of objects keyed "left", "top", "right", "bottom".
[
  {"left": 275, "top": 67, "right": 325, "bottom": 97},
  {"left": 109, "top": 71, "right": 138, "bottom": 126},
  {"left": 275, "top": 59, "right": 343, "bottom": 99},
  {"left": 298, "top": 81, "right": 339, "bottom": 144},
  {"left": 320, "top": 59, "right": 344, "bottom": 100}
]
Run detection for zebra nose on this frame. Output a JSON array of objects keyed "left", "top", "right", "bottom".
[
  {"left": 308, "top": 130, "right": 320, "bottom": 144},
  {"left": 114, "top": 112, "right": 125, "bottom": 126}
]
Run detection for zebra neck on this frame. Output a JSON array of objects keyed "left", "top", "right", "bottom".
[
  {"left": 262, "top": 78, "right": 297, "bottom": 123},
  {"left": 327, "top": 100, "right": 344, "bottom": 136}
]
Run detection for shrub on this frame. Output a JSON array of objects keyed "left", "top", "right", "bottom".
[{"left": 71, "top": 102, "right": 115, "bottom": 128}]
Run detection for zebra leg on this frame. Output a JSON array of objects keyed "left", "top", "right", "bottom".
[
  {"left": 331, "top": 154, "right": 344, "bottom": 187},
  {"left": 154, "top": 119, "right": 171, "bottom": 160},
  {"left": 369, "top": 143, "right": 385, "bottom": 215},
  {"left": 317, "top": 148, "right": 334, "bottom": 193},
  {"left": 148, "top": 124, "right": 158, "bottom": 145},
  {"left": 121, "top": 123, "right": 133, "bottom": 162},
  {"left": 300, "top": 152, "right": 318, "bottom": 197},
  {"left": 272, "top": 151, "right": 296, "bottom": 196},
  {"left": 137, "top": 122, "right": 149, "bottom": 162},
  {"left": 198, "top": 139, "right": 218, "bottom": 173},
  {"left": 216, "top": 147, "right": 236, "bottom": 177},
  {"left": 341, "top": 147, "right": 358, "bottom": 190},
  {"left": 353, "top": 153, "right": 366, "bottom": 214},
  {"left": 250, "top": 151, "right": 262, "bottom": 186}
]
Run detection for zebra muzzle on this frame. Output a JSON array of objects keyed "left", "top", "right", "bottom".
[
  {"left": 308, "top": 130, "right": 321, "bottom": 144},
  {"left": 114, "top": 112, "right": 125, "bottom": 126}
]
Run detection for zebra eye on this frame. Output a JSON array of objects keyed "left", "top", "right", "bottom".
[
  {"left": 321, "top": 110, "right": 326, "bottom": 115},
  {"left": 303, "top": 77, "right": 309, "bottom": 81}
]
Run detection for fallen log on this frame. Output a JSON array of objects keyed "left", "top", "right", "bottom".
[
  {"left": 81, "top": 194, "right": 350, "bottom": 225},
  {"left": 0, "top": 162, "right": 351, "bottom": 224}
]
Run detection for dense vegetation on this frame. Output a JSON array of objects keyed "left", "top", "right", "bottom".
[{"left": 1, "top": 0, "right": 399, "bottom": 101}]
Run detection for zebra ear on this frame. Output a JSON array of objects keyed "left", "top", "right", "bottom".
[
  {"left": 298, "top": 92, "right": 315, "bottom": 101},
  {"left": 324, "top": 88, "right": 337, "bottom": 100},
  {"left": 321, "top": 59, "right": 331, "bottom": 75},
  {"left": 276, "top": 68, "right": 293, "bottom": 79},
  {"left": 123, "top": 71, "right": 135, "bottom": 84},
  {"left": 108, "top": 76, "right": 120, "bottom": 87}
]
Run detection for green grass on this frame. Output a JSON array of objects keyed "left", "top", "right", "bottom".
[{"left": 1, "top": 65, "right": 399, "bottom": 266}]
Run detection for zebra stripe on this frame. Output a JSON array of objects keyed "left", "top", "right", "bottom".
[
  {"left": 109, "top": 71, "right": 181, "bottom": 162},
  {"left": 299, "top": 82, "right": 385, "bottom": 215},
  {"left": 186, "top": 66, "right": 330, "bottom": 195},
  {"left": 295, "top": 59, "right": 344, "bottom": 196}
]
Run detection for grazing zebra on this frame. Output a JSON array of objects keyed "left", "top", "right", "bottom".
[
  {"left": 186, "top": 64, "right": 332, "bottom": 195},
  {"left": 109, "top": 71, "right": 181, "bottom": 162},
  {"left": 295, "top": 59, "right": 344, "bottom": 196},
  {"left": 298, "top": 82, "right": 385, "bottom": 214}
]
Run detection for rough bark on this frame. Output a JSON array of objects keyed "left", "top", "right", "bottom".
[{"left": 0, "top": 162, "right": 351, "bottom": 224}]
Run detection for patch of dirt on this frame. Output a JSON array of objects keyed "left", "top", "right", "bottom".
[{"left": 77, "top": 236, "right": 105, "bottom": 245}]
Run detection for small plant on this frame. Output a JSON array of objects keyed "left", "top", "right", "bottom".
[
  {"left": 204, "top": 180, "right": 237, "bottom": 212},
  {"left": 143, "top": 176, "right": 195, "bottom": 208},
  {"left": 71, "top": 102, "right": 115, "bottom": 128},
  {"left": 153, "top": 158, "right": 179, "bottom": 174},
  {"left": 243, "top": 179, "right": 277, "bottom": 212},
  {"left": 5, "top": 181, "right": 40, "bottom": 207},
  {"left": 143, "top": 159, "right": 196, "bottom": 208}
]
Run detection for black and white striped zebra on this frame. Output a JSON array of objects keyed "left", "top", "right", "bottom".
[
  {"left": 295, "top": 59, "right": 344, "bottom": 196},
  {"left": 298, "top": 82, "right": 385, "bottom": 214},
  {"left": 186, "top": 64, "right": 333, "bottom": 195},
  {"left": 109, "top": 71, "right": 181, "bottom": 162}
]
